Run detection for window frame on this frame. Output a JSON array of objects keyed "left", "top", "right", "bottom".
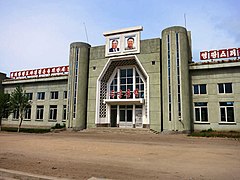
[
  {"left": 49, "top": 105, "right": 57, "bottom": 121},
  {"left": 37, "top": 92, "right": 45, "bottom": 100},
  {"left": 194, "top": 102, "right": 208, "bottom": 123},
  {"left": 50, "top": 91, "right": 59, "bottom": 100},
  {"left": 193, "top": 84, "right": 207, "bottom": 95},
  {"left": 218, "top": 83, "right": 232, "bottom": 94},
  {"left": 36, "top": 105, "right": 44, "bottom": 120},
  {"left": 219, "top": 102, "right": 235, "bottom": 123},
  {"left": 108, "top": 66, "right": 145, "bottom": 100},
  {"left": 24, "top": 106, "right": 32, "bottom": 120},
  {"left": 63, "top": 105, "right": 67, "bottom": 121}
]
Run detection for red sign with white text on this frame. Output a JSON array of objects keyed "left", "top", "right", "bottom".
[
  {"left": 10, "top": 65, "right": 69, "bottom": 79},
  {"left": 200, "top": 48, "right": 240, "bottom": 60}
]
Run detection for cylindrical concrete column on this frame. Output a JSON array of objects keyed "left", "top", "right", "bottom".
[
  {"left": 67, "top": 42, "right": 91, "bottom": 130},
  {"left": 161, "top": 26, "right": 192, "bottom": 132}
]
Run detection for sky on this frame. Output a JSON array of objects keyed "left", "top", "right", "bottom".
[{"left": 0, "top": 0, "right": 240, "bottom": 76}]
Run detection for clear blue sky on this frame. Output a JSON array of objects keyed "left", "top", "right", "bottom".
[{"left": 0, "top": 0, "right": 239, "bottom": 76}]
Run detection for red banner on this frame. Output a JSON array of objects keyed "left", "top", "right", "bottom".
[
  {"left": 10, "top": 65, "right": 69, "bottom": 79},
  {"left": 200, "top": 48, "right": 239, "bottom": 60}
]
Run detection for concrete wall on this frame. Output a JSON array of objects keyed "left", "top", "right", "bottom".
[
  {"left": 190, "top": 65, "right": 240, "bottom": 131},
  {"left": 0, "top": 73, "right": 7, "bottom": 91},
  {"left": 162, "top": 26, "right": 191, "bottom": 132},
  {"left": 86, "top": 38, "right": 161, "bottom": 131},
  {"left": 87, "top": 45, "right": 107, "bottom": 128},
  {"left": 2, "top": 76, "right": 68, "bottom": 128},
  {"left": 136, "top": 38, "right": 161, "bottom": 131}
]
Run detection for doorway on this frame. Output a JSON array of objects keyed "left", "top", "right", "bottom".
[
  {"left": 110, "top": 105, "right": 117, "bottom": 127},
  {"left": 119, "top": 105, "right": 133, "bottom": 128}
]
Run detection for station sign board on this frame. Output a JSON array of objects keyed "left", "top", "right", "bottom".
[
  {"left": 10, "top": 65, "right": 69, "bottom": 79},
  {"left": 200, "top": 48, "right": 240, "bottom": 60}
]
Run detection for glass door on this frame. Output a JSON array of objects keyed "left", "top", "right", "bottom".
[{"left": 119, "top": 105, "right": 133, "bottom": 127}]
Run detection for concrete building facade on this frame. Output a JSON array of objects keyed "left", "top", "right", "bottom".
[{"left": 1, "top": 26, "right": 240, "bottom": 132}]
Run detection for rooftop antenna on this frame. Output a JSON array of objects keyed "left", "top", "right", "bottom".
[
  {"left": 184, "top": 13, "right": 187, "bottom": 28},
  {"left": 83, "top": 22, "right": 89, "bottom": 43}
]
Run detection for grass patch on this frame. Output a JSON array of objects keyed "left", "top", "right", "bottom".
[
  {"left": 1, "top": 127, "right": 51, "bottom": 133},
  {"left": 189, "top": 129, "right": 240, "bottom": 139}
]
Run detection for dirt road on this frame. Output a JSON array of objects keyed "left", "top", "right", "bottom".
[{"left": 0, "top": 129, "right": 239, "bottom": 179}]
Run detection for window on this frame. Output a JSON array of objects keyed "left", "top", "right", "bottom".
[
  {"left": 49, "top": 105, "right": 57, "bottom": 121},
  {"left": 3, "top": 110, "right": 9, "bottom": 119},
  {"left": 37, "top": 92, "right": 45, "bottom": 100},
  {"left": 109, "top": 67, "right": 145, "bottom": 99},
  {"left": 63, "top": 105, "right": 67, "bottom": 121},
  {"left": 176, "top": 33, "right": 181, "bottom": 118},
  {"left": 13, "top": 110, "right": 19, "bottom": 120},
  {"left": 24, "top": 106, "right": 31, "bottom": 120},
  {"left": 50, "top": 91, "right": 58, "bottom": 99},
  {"left": 167, "top": 34, "right": 171, "bottom": 121},
  {"left": 73, "top": 47, "right": 79, "bottom": 119},
  {"left": 220, "top": 102, "right": 234, "bottom": 122},
  {"left": 218, "top": 83, "right": 232, "bottom": 93},
  {"left": 64, "top": 91, "right": 67, "bottom": 99},
  {"left": 26, "top": 93, "right": 33, "bottom": 100},
  {"left": 36, "top": 105, "right": 44, "bottom": 120},
  {"left": 193, "top": 84, "right": 207, "bottom": 94},
  {"left": 194, "top": 102, "right": 208, "bottom": 122}
]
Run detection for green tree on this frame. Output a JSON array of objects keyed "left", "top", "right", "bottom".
[
  {"left": 0, "top": 91, "right": 10, "bottom": 131},
  {"left": 10, "top": 86, "right": 31, "bottom": 132}
]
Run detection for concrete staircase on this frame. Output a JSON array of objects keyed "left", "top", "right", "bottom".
[{"left": 82, "top": 127, "right": 155, "bottom": 135}]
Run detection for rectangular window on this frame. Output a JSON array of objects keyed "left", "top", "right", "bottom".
[
  {"left": 220, "top": 102, "right": 234, "bottom": 122},
  {"left": 194, "top": 102, "right": 208, "bottom": 122},
  {"left": 218, "top": 83, "right": 232, "bottom": 93},
  {"left": 37, "top": 92, "right": 45, "bottom": 100},
  {"left": 63, "top": 105, "right": 67, "bottom": 121},
  {"left": 50, "top": 91, "right": 58, "bottom": 99},
  {"left": 64, "top": 91, "right": 67, "bottom": 99},
  {"left": 36, "top": 105, "right": 44, "bottom": 120},
  {"left": 24, "top": 106, "right": 31, "bottom": 120},
  {"left": 26, "top": 93, "right": 33, "bottom": 100},
  {"left": 193, "top": 84, "right": 207, "bottom": 94},
  {"left": 13, "top": 110, "right": 19, "bottom": 120},
  {"left": 49, "top": 105, "right": 57, "bottom": 121}
]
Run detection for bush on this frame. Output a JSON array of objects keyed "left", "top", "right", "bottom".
[
  {"left": 189, "top": 130, "right": 240, "bottom": 138},
  {"left": 51, "top": 123, "right": 66, "bottom": 129},
  {"left": 1, "top": 127, "right": 51, "bottom": 133}
]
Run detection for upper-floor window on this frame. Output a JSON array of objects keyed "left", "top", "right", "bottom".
[
  {"left": 26, "top": 93, "right": 33, "bottom": 100},
  {"left": 220, "top": 102, "right": 234, "bottom": 122},
  {"left": 37, "top": 92, "right": 45, "bottom": 100},
  {"left": 193, "top": 84, "right": 207, "bottom": 94},
  {"left": 109, "top": 67, "right": 145, "bottom": 99},
  {"left": 50, "top": 91, "right": 59, "bottom": 99},
  {"left": 218, "top": 83, "right": 232, "bottom": 94}
]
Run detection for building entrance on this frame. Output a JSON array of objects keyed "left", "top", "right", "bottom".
[
  {"left": 119, "top": 105, "right": 133, "bottom": 127},
  {"left": 110, "top": 105, "right": 143, "bottom": 128}
]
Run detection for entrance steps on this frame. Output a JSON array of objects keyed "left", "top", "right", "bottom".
[{"left": 82, "top": 127, "right": 154, "bottom": 135}]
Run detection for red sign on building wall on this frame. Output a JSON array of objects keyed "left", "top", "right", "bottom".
[
  {"left": 10, "top": 65, "right": 69, "bottom": 79},
  {"left": 200, "top": 48, "right": 240, "bottom": 60}
]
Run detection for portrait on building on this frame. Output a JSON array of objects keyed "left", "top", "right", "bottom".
[
  {"left": 125, "top": 36, "right": 136, "bottom": 51},
  {"left": 109, "top": 38, "right": 120, "bottom": 53}
]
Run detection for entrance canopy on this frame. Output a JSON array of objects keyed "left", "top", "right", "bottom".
[{"left": 104, "top": 98, "right": 144, "bottom": 105}]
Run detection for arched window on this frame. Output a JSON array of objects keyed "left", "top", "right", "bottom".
[{"left": 109, "top": 67, "right": 145, "bottom": 99}]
